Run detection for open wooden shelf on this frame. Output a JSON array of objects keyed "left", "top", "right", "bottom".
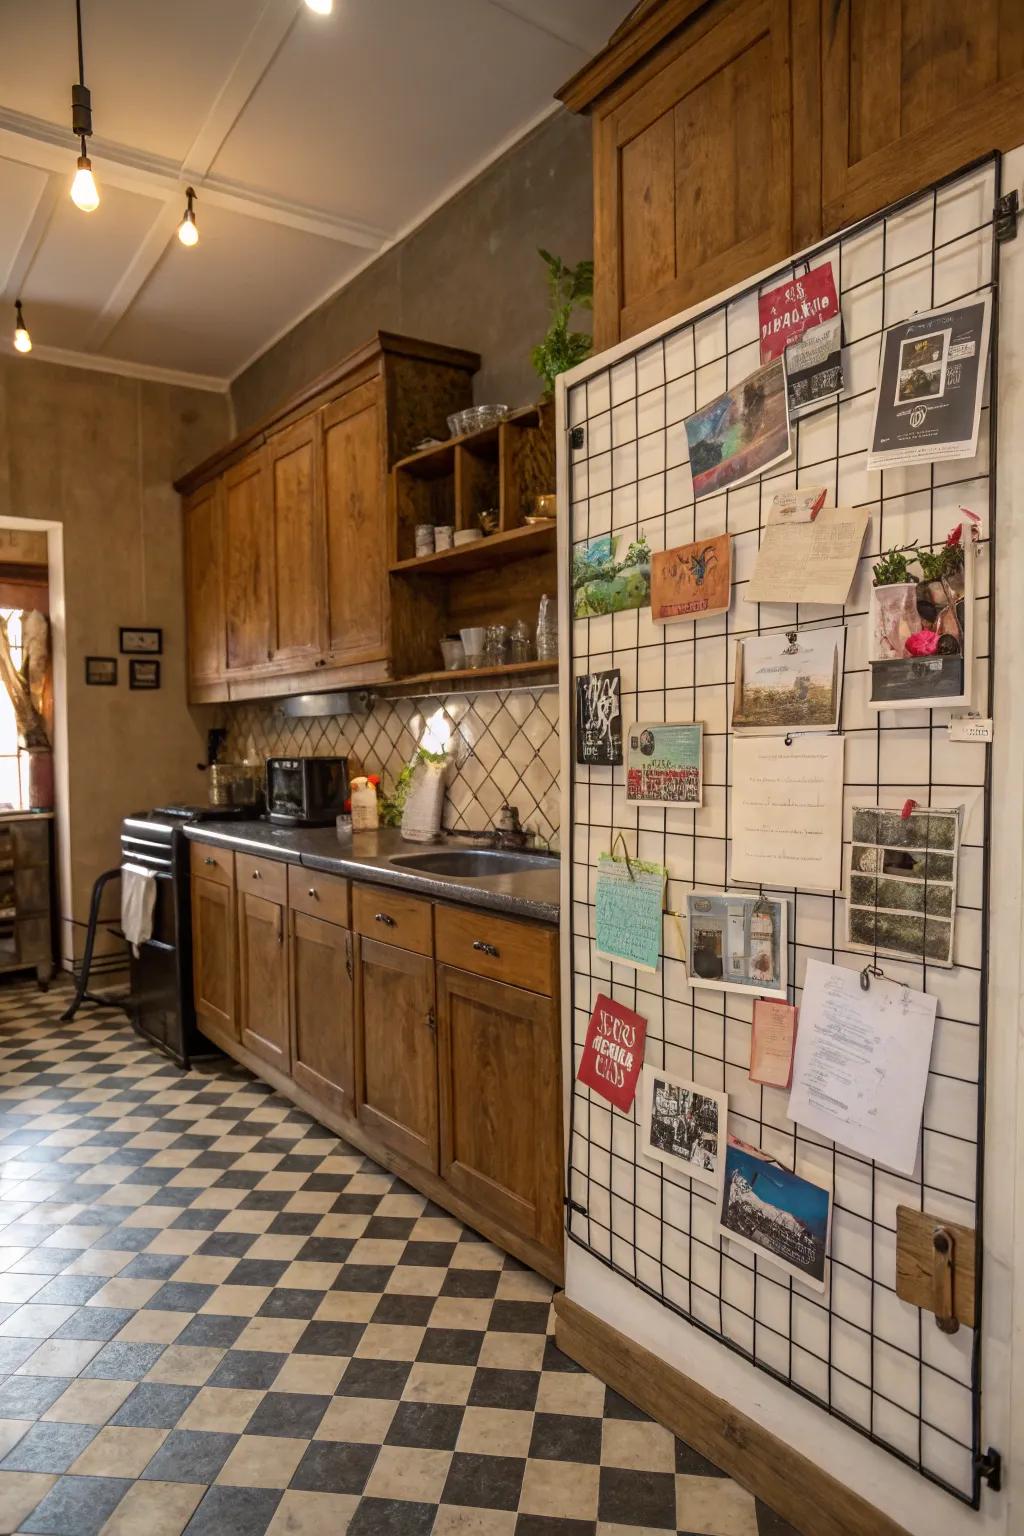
[
  {"left": 390, "top": 521, "right": 555, "bottom": 576},
  {"left": 393, "top": 403, "right": 543, "bottom": 475},
  {"left": 389, "top": 658, "right": 558, "bottom": 692}
]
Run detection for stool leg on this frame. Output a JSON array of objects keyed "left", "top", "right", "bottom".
[{"left": 60, "top": 868, "right": 123, "bottom": 1022}]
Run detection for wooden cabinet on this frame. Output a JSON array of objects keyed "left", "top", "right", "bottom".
[
  {"left": 561, "top": 0, "right": 1024, "bottom": 350},
  {"left": 290, "top": 911, "right": 355, "bottom": 1117},
  {"left": 322, "top": 382, "right": 387, "bottom": 668},
  {"left": 190, "top": 842, "right": 235, "bottom": 1038},
  {"left": 267, "top": 416, "right": 325, "bottom": 669},
  {"left": 223, "top": 448, "right": 273, "bottom": 673},
  {"left": 355, "top": 936, "right": 438, "bottom": 1173},
  {"left": 183, "top": 479, "right": 225, "bottom": 686},
  {"left": 238, "top": 888, "right": 290, "bottom": 1070},
  {"left": 438, "top": 965, "right": 562, "bottom": 1254}
]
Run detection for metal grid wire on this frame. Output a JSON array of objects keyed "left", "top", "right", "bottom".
[{"left": 564, "top": 156, "right": 1000, "bottom": 1507}]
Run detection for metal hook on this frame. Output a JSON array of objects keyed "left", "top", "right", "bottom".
[
  {"left": 609, "top": 831, "right": 636, "bottom": 882},
  {"left": 860, "top": 963, "right": 883, "bottom": 991},
  {"left": 784, "top": 733, "right": 794, "bottom": 747}
]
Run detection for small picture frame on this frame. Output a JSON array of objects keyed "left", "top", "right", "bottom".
[
  {"left": 129, "top": 659, "right": 161, "bottom": 691},
  {"left": 85, "top": 656, "right": 117, "bottom": 687},
  {"left": 119, "top": 627, "right": 163, "bottom": 656}
]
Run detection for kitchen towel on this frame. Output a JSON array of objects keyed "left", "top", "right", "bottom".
[{"left": 121, "top": 863, "right": 157, "bottom": 956}]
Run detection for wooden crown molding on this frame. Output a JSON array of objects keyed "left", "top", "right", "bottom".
[{"left": 556, "top": 0, "right": 712, "bottom": 112}]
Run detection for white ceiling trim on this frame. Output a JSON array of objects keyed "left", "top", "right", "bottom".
[
  {"left": 230, "top": 97, "right": 564, "bottom": 382},
  {"left": 0, "top": 110, "right": 390, "bottom": 250},
  {"left": 0, "top": 336, "right": 228, "bottom": 393},
  {"left": 1, "top": 171, "right": 61, "bottom": 305},
  {"left": 84, "top": 201, "right": 187, "bottom": 353},
  {"left": 181, "top": 0, "right": 300, "bottom": 180}
]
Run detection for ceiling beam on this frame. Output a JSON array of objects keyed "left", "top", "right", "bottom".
[
  {"left": 84, "top": 200, "right": 186, "bottom": 353},
  {"left": 1, "top": 171, "right": 62, "bottom": 306},
  {"left": 0, "top": 109, "right": 390, "bottom": 251},
  {"left": 181, "top": 0, "right": 300, "bottom": 180},
  {"left": 0, "top": 335, "right": 228, "bottom": 393}
]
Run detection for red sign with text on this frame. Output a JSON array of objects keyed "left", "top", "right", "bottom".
[
  {"left": 576, "top": 994, "right": 647, "bottom": 1112},
  {"left": 758, "top": 264, "right": 839, "bottom": 361}
]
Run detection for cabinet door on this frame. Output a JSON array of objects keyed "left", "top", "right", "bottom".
[
  {"left": 822, "top": 0, "right": 1024, "bottom": 232},
  {"left": 183, "top": 479, "right": 226, "bottom": 685},
  {"left": 267, "top": 416, "right": 326, "bottom": 668},
  {"left": 290, "top": 911, "right": 355, "bottom": 1118},
  {"left": 239, "top": 891, "right": 290, "bottom": 1071},
  {"left": 223, "top": 448, "right": 273, "bottom": 672},
  {"left": 437, "top": 965, "right": 562, "bottom": 1254},
  {"left": 593, "top": 0, "right": 793, "bottom": 348},
  {"left": 192, "top": 874, "right": 235, "bottom": 1037},
  {"left": 321, "top": 383, "right": 388, "bottom": 667},
  {"left": 356, "top": 936, "right": 437, "bottom": 1171}
]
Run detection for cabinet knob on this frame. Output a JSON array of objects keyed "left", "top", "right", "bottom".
[
  {"left": 374, "top": 912, "right": 395, "bottom": 926},
  {"left": 473, "top": 940, "right": 500, "bottom": 958},
  {"left": 203, "top": 857, "right": 216, "bottom": 866},
  {"left": 308, "top": 886, "right": 319, "bottom": 899},
  {"left": 252, "top": 869, "right": 262, "bottom": 880}
]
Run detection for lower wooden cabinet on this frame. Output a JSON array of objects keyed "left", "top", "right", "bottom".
[
  {"left": 192, "top": 874, "right": 236, "bottom": 1038},
  {"left": 355, "top": 936, "right": 438, "bottom": 1173},
  {"left": 239, "top": 890, "right": 290, "bottom": 1071},
  {"left": 290, "top": 910, "right": 355, "bottom": 1118},
  {"left": 438, "top": 964, "right": 562, "bottom": 1254}
]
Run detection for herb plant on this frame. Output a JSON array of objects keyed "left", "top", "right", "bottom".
[{"left": 531, "top": 249, "right": 594, "bottom": 398}]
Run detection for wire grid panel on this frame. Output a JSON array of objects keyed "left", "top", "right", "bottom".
[{"left": 564, "top": 158, "right": 998, "bottom": 1506}]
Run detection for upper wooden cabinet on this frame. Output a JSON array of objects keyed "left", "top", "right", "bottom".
[
  {"left": 560, "top": 0, "right": 1024, "bottom": 350},
  {"left": 176, "top": 334, "right": 478, "bottom": 702}
]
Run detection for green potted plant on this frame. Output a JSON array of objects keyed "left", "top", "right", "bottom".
[
  {"left": 531, "top": 249, "right": 594, "bottom": 400},
  {"left": 871, "top": 542, "right": 921, "bottom": 660}
]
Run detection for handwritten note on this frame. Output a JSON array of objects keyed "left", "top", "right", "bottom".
[
  {"left": 787, "top": 960, "right": 937, "bottom": 1176},
  {"left": 594, "top": 854, "right": 666, "bottom": 974},
  {"left": 749, "top": 1000, "right": 798, "bottom": 1087},
  {"left": 745, "top": 496, "right": 868, "bottom": 607},
  {"left": 730, "top": 735, "right": 844, "bottom": 892}
]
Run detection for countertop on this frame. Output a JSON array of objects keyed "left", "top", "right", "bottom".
[{"left": 183, "top": 821, "right": 560, "bottom": 925}]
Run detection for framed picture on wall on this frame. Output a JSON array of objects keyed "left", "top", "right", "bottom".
[
  {"left": 85, "top": 657, "right": 117, "bottom": 686},
  {"left": 129, "top": 659, "right": 161, "bottom": 691},
  {"left": 120, "top": 627, "right": 163, "bottom": 655}
]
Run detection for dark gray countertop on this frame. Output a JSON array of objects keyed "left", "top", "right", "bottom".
[{"left": 183, "top": 821, "right": 560, "bottom": 924}]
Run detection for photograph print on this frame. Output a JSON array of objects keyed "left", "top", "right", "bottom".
[
  {"left": 847, "top": 805, "right": 960, "bottom": 967},
  {"left": 684, "top": 358, "right": 791, "bottom": 501},
  {"left": 895, "top": 329, "right": 949, "bottom": 404},
  {"left": 732, "top": 626, "right": 844, "bottom": 733},
  {"left": 685, "top": 892, "right": 788, "bottom": 998},
  {"left": 639, "top": 1066, "right": 726, "bottom": 1187},
  {"left": 717, "top": 1137, "right": 831, "bottom": 1292}
]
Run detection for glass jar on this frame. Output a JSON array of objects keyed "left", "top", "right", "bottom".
[
  {"left": 483, "top": 625, "right": 509, "bottom": 667},
  {"left": 510, "top": 618, "right": 533, "bottom": 664},
  {"left": 536, "top": 593, "right": 558, "bottom": 661}
]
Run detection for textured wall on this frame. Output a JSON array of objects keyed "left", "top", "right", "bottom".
[
  {"left": 0, "top": 358, "right": 230, "bottom": 961},
  {"left": 226, "top": 686, "right": 560, "bottom": 848},
  {"left": 231, "top": 109, "right": 593, "bottom": 429}
]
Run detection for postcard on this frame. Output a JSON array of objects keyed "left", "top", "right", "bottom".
[
  {"left": 867, "top": 295, "right": 992, "bottom": 469},
  {"left": 573, "top": 532, "right": 651, "bottom": 618},
  {"left": 785, "top": 313, "right": 844, "bottom": 417},
  {"left": 730, "top": 735, "right": 844, "bottom": 893},
  {"left": 576, "top": 670, "right": 623, "bottom": 766},
  {"left": 749, "top": 1000, "right": 798, "bottom": 1088},
  {"left": 788, "top": 960, "right": 937, "bottom": 1177},
  {"left": 639, "top": 1066, "right": 726, "bottom": 1187},
  {"left": 745, "top": 492, "right": 868, "bottom": 607},
  {"left": 759, "top": 264, "right": 840, "bottom": 362},
  {"left": 732, "top": 625, "right": 844, "bottom": 733},
  {"left": 576, "top": 994, "right": 647, "bottom": 1112},
  {"left": 626, "top": 722, "right": 703, "bottom": 808},
  {"left": 651, "top": 533, "right": 732, "bottom": 623},
  {"left": 685, "top": 892, "right": 788, "bottom": 1000},
  {"left": 847, "top": 806, "right": 960, "bottom": 967},
  {"left": 594, "top": 854, "right": 667, "bottom": 974},
  {"left": 869, "top": 524, "right": 973, "bottom": 711},
  {"left": 684, "top": 358, "right": 792, "bottom": 501},
  {"left": 717, "top": 1136, "right": 831, "bottom": 1292}
]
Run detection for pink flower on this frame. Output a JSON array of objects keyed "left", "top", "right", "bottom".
[
  {"left": 945, "top": 524, "right": 962, "bottom": 548},
  {"left": 906, "top": 630, "right": 940, "bottom": 657}
]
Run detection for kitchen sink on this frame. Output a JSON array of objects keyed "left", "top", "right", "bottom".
[{"left": 389, "top": 849, "right": 552, "bottom": 878}]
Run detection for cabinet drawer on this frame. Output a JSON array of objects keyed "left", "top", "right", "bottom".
[
  {"left": 436, "top": 904, "right": 556, "bottom": 996},
  {"left": 353, "top": 883, "right": 433, "bottom": 955},
  {"left": 236, "top": 852, "right": 287, "bottom": 903},
  {"left": 288, "top": 864, "right": 350, "bottom": 925},
  {"left": 190, "top": 841, "right": 234, "bottom": 887}
]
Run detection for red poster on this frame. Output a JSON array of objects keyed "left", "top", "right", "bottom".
[
  {"left": 759, "top": 265, "right": 839, "bottom": 362},
  {"left": 576, "top": 994, "right": 647, "bottom": 1112}
]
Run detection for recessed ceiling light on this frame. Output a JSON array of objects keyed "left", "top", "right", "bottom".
[
  {"left": 70, "top": 0, "right": 100, "bottom": 211},
  {"left": 178, "top": 186, "right": 199, "bottom": 247},
  {"left": 13, "top": 301, "right": 32, "bottom": 355}
]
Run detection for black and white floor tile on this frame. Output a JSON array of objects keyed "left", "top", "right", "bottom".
[{"left": 0, "top": 980, "right": 800, "bottom": 1536}]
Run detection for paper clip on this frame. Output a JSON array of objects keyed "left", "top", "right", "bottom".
[{"left": 609, "top": 831, "right": 636, "bottom": 883}]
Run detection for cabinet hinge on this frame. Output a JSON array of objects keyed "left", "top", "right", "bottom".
[
  {"left": 974, "top": 1447, "right": 1002, "bottom": 1493},
  {"left": 994, "top": 190, "right": 1018, "bottom": 244},
  {"left": 425, "top": 1008, "right": 436, "bottom": 1034}
]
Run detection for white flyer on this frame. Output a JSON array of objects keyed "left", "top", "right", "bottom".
[
  {"left": 787, "top": 960, "right": 937, "bottom": 1177},
  {"left": 745, "top": 493, "right": 868, "bottom": 607},
  {"left": 730, "top": 734, "right": 844, "bottom": 893}
]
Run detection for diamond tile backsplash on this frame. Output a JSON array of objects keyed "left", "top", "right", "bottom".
[{"left": 225, "top": 688, "right": 561, "bottom": 847}]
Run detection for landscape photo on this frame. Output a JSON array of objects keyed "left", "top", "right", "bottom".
[
  {"left": 572, "top": 533, "right": 652, "bottom": 618},
  {"left": 718, "top": 1137, "right": 830, "bottom": 1291},
  {"left": 640, "top": 1067, "right": 726, "bottom": 1187},
  {"left": 684, "top": 358, "right": 792, "bottom": 500},
  {"left": 732, "top": 627, "right": 843, "bottom": 732}
]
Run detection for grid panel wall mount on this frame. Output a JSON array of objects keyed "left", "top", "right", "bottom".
[{"left": 563, "top": 157, "right": 1002, "bottom": 1508}]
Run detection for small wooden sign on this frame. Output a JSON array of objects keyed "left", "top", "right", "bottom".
[{"left": 895, "top": 1205, "right": 975, "bottom": 1329}]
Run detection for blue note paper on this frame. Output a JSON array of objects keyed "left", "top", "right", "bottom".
[{"left": 594, "top": 853, "right": 667, "bottom": 973}]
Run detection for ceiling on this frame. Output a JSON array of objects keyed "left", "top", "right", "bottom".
[{"left": 0, "top": 0, "right": 631, "bottom": 390}]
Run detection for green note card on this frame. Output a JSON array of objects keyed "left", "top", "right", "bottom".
[{"left": 594, "top": 853, "right": 667, "bottom": 973}]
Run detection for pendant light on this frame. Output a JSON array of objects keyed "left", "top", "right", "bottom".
[
  {"left": 177, "top": 186, "right": 199, "bottom": 247},
  {"left": 305, "top": 0, "right": 333, "bottom": 14},
  {"left": 70, "top": 0, "right": 100, "bottom": 212},
  {"left": 13, "top": 301, "right": 32, "bottom": 355}
]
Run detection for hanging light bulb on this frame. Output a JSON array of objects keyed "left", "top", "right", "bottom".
[
  {"left": 13, "top": 301, "right": 32, "bottom": 355},
  {"left": 305, "top": 0, "right": 333, "bottom": 13},
  {"left": 69, "top": 2, "right": 100, "bottom": 211},
  {"left": 177, "top": 186, "right": 199, "bottom": 247}
]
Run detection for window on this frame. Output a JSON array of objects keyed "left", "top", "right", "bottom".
[{"left": 0, "top": 612, "right": 26, "bottom": 811}]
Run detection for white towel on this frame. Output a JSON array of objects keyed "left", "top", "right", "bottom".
[{"left": 121, "top": 863, "right": 157, "bottom": 957}]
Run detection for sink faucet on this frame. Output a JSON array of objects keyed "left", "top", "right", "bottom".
[{"left": 493, "top": 803, "right": 528, "bottom": 850}]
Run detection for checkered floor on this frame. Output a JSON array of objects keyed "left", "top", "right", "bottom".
[{"left": 0, "top": 979, "right": 799, "bottom": 1536}]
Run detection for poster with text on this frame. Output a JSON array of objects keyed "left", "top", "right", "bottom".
[
  {"left": 576, "top": 994, "right": 647, "bottom": 1112},
  {"left": 626, "top": 722, "right": 703, "bottom": 808},
  {"left": 594, "top": 855, "right": 666, "bottom": 973},
  {"left": 759, "top": 265, "right": 840, "bottom": 361},
  {"left": 867, "top": 295, "right": 992, "bottom": 468},
  {"left": 575, "top": 670, "right": 623, "bottom": 766}
]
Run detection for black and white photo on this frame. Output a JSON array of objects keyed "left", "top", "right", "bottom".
[{"left": 639, "top": 1066, "right": 726, "bottom": 1187}]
